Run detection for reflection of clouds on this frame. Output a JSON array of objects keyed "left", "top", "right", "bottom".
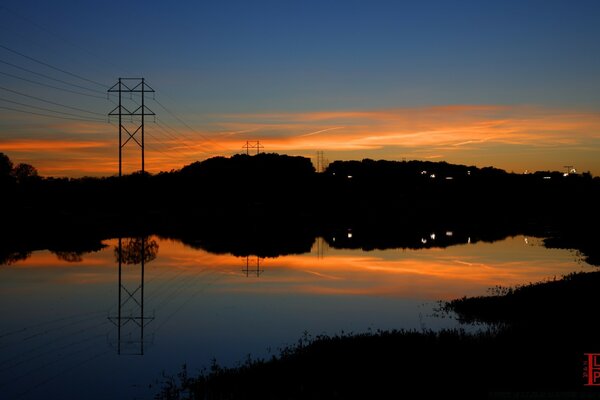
[
  {"left": 5, "top": 236, "right": 590, "bottom": 300},
  {"left": 301, "top": 270, "right": 343, "bottom": 280}
]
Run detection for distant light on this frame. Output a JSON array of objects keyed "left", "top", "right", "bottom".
[
  {"left": 421, "top": 170, "right": 427, "bottom": 175},
  {"left": 445, "top": 177, "right": 453, "bottom": 180},
  {"left": 468, "top": 237, "right": 471, "bottom": 244},
  {"left": 543, "top": 176, "right": 551, "bottom": 180},
  {"left": 563, "top": 173, "right": 569, "bottom": 177},
  {"left": 467, "top": 170, "right": 471, "bottom": 176},
  {"left": 332, "top": 172, "right": 336, "bottom": 176},
  {"left": 446, "top": 231, "right": 453, "bottom": 237},
  {"left": 347, "top": 175, "right": 353, "bottom": 179},
  {"left": 524, "top": 170, "right": 529, "bottom": 174},
  {"left": 430, "top": 233, "right": 436, "bottom": 240},
  {"left": 524, "top": 237, "right": 529, "bottom": 245},
  {"left": 347, "top": 232, "right": 353, "bottom": 239},
  {"left": 430, "top": 174, "right": 436, "bottom": 179},
  {"left": 421, "top": 238, "right": 427, "bottom": 244}
]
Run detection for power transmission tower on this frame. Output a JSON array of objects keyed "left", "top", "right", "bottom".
[
  {"left": 108, "top": 237, "right": 155, "bottom": 355},
  {"left": 242, "top": 141, "right": 264, "bottom": 155},
  {"left": 316, "top": 151, "right": 325, "bottom": 172},
  {"left": 108, "top": 78, "right": 155, "bottom": 176}
]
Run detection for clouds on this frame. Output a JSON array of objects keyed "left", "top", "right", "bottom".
[
  {"left": 1, "top": 104, "right": 599, "bottom": 176},
  {"left": 209, "top": 105, "right": 600, "bottom": 171}
]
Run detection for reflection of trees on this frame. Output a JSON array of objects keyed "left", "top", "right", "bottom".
[
  {"left": 0, "top": 251, "right": 31, "bottom": 265},
  {"left": 53, "top": 251, "right": 84, "bottom": 263},
  {"left": 114, "top": 237, "right": 159, "bottom": 265}
]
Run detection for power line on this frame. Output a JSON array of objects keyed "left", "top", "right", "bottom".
[
  {"left": 0, "top": 43, "right": 107, "bottom": 89},
  {"left": 0, "top": 4, "right": 135, "bottom": 79},
  {"left": 0, "top": 85, "right": 105, "bottom": 116},
  {"left": 144, "top": 131, "right": 192, "bottom": 159},
  {"left": 151, "top": 98, "right": 229, "bottom": 152},
  {"left": 0, "top": 70, "right": 106, "bottom": 99},
  {"left": 0, "top": 310, "right": 106, "bottom": 341},
  {"left": 0, "top": 96, "right": 105, "bottom": 120},
  {"left": 0, "top": 59, "right": 106, "bottom": 94},
  {"left": 154, "top": 120, "right": 212, "bottom": 155},
  {"left": 0, "top": 105, "right": 104, "bottom": 122}
]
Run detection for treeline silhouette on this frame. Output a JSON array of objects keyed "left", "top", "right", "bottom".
[{"left": 1, "top": 152, "right": 599, "bottom": 264}]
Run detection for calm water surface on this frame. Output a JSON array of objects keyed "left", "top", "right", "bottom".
[{"left": 0, "top": 235, "right": 592, "bottom": 399}]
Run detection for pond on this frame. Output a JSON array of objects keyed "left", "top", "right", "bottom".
[{"left": 0, "top": 234, "right": 592, "bottom": 399}]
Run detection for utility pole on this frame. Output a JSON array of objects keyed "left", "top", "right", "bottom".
[
  {"left": 255, "top": 140, "right": 264, "bottom": 155},
  {"left": 242, "top": 141, "right": 264, "bottom": 155},
  {"left": 108, "top": 78, "right": 155, "bottom": 176},
  {"left": 316, "top": 151, "right": 325, "bottom": 172},
  {"left": 315, "top": 151, "right": 329, "bottom": 172}
]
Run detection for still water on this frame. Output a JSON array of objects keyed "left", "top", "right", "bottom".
[{"left": 0, "top": 235, "right": 592, "bottom": 399}]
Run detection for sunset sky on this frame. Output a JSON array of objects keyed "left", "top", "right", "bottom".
[{"left": 1, "top": 0, "right": 599, "bottom": 177}]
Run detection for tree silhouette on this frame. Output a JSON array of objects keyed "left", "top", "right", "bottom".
[
  {"left": 11, "top": 162, "right": 39, "bottom": 183},
  {"left": 0, "top": 152, "right": 13, "bottom": 176}
]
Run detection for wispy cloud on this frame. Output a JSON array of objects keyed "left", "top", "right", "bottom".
[
  {"left": 299, "top": 126, "right": 344, "bottom": 137},
  {"left": 2, "top": 104, "right": 600, "bottom": 176}
]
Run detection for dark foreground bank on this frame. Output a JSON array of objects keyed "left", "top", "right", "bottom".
[
  {"left": 157, "top": 272, "right": 600, "bottom": 399},
  {"left": 154, "top": 269, "right": 600, "bottom": 399}
]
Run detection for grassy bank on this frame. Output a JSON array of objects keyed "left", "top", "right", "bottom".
[{"left": 155, "top": 270, "right": 600, "bottom": 399}]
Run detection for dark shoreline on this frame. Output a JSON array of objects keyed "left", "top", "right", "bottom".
[
  {"left": 2, "top": 153, "right": 600, "bottom": 398},
  {"left": 154, "top": 270, "right": 600, "bottom": 400}
]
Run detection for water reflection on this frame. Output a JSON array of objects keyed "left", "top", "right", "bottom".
[
  {"left": 108, "top": 237, "right": 157, "bottom": 355},
  {"left": 0, "top": 232, "right": 595, "bottom": 399},
  {"left": 242, "top": 256, "right": 264, "bottom": 277}
]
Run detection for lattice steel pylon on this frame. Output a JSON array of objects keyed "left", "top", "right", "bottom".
[
  {"left": 108, "top": 78, "right": 155, "bottom": 176},
  {"left": 242, "top": 140, "right": 264, "bottom": 155}
]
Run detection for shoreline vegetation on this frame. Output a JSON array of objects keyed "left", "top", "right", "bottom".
[
  {"left": 2, "top": 152, "right": 599, "bottom": 398},
  {"left": 152, "top": 270, "right": 600, "bottom": 399}
]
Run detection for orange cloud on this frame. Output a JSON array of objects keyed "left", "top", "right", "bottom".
[
  {"left": 0, "top": 139, "right": 109, "bottom": 151},
  {"left": 2, "top": 104, "right": 599, "bottom": 176}
]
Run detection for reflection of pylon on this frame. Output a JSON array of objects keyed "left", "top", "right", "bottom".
[
  {"left": 108, "top": 237, "right": 155, "bottom": 355},
  {"left": 315, "top": 237, "right": 328, "bottom": 259},
  {"left": 242, "top": 256, "right": 264, "bottom": 277}
]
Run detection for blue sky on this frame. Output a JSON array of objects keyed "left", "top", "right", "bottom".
[{"left": 1, "top": 0, "right": 599, "bottom": 175}]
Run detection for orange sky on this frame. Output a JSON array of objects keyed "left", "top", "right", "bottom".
[{"left": 1, "top": 104, "right": 599, "bottom": 176}]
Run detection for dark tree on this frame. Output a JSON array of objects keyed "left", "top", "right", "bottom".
[
  {"left": 11, "top": 162, "right": 39, "bottom": 183},
  {"left": 0, "top": 152, "right": 13, "bottom": 176}
]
